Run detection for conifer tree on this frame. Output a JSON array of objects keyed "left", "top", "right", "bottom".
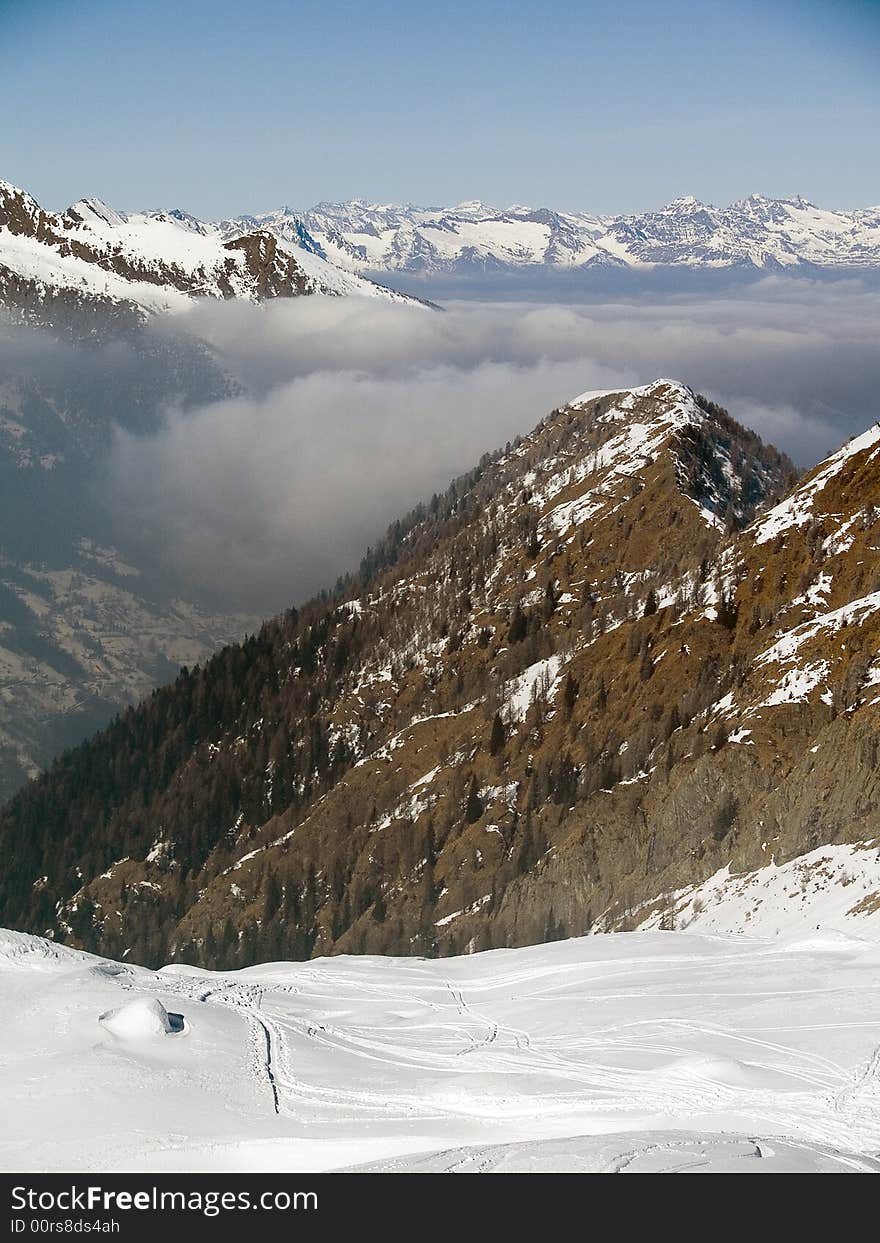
[
  {"left": 563, "top": 672, "right": 579, "bottom": 718},
  {"left": 507, "top": 602, "right": 527, "bottom": 644},
  {"left": 465, "top": 775, "right": 484, "bottom": 824},
  {"left": 489, "top": 712, "right": 506, "bottom": 756}
]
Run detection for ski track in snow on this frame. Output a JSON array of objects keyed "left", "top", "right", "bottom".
[{"left": 4, "top": 916, "right": 880, "bottom": 1173}]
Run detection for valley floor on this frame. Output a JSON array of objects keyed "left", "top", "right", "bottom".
[{"left": 2, "top": 906, "right": 880, "bottom": 1173}]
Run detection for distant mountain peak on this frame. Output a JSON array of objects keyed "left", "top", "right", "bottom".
[
  {"left": 65, "top": 197, "right": 126, "bottom": 228},
  {"left": 290, "top": 194, "right": 880, "bottom": 277}
]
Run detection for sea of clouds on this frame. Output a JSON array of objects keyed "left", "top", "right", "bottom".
[{"left": 99, "top": 277, "right": 880, "bottom": 610}]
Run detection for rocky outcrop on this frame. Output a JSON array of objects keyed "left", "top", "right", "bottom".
[{"left": 221, "top": 230, "right": 313, "bottom": 299}]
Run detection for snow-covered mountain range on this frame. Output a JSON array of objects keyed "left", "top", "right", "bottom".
[
  {"left": 5, "top": 181, "right": 880, "bottom": 322},
  {"left": 0, "top": 180, "right": 416, "bottom": 329},
  {"left": 227, "top": 194, "right": 880, "bottom": 276}
]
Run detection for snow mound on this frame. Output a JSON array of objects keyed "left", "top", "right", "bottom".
[
  {"left": 98, "top": 997, "right": 185, "bottom": 1040},
  {"left": 662, "top": 1053, "right": 782, "bottom": 1089},
  {"left": 156, "top": 963, "right": 216, "bottom": 978},
  {"left": 779, "top": 930, "right": 876, "bottom": 955}
]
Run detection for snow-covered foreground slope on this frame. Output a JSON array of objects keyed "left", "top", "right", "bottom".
[{"left": 3, "top": 905, "right": 880, "bottom": 1173}]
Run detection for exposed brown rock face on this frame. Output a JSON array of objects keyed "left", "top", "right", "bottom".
[
  {"left": 5, "top": 378, "right": 879, "bottom": 969},
  {"left": 221, "top": 231, "right": 313, "bottom": 299}
]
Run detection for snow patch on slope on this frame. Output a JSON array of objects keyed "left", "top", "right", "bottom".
[
  {"left": 637, "top": 841, "right": 880, "bottom": 939},
  {"left": 753, "top": 425, "right": 880, "bottom": 545},
  {"left": 505, "top": 654, "right": 563, "bottom": 721},
  {"left": 757, "top": 591, "right": 880, "bottom": 668}
]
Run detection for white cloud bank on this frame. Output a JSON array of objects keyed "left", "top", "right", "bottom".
[{"left": 110, "top": 280, "right": 880, "bottom": 610}]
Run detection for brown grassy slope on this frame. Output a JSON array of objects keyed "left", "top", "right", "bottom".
[{"left": 79, "top": 381, "right": 812, "bottom": 960}]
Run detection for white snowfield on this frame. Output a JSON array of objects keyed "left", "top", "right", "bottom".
[{"left": 3, "top": 846, "right": 880, "bottom": 1175}]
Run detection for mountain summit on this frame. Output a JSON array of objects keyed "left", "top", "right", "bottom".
[{"left": 17, "top": 378, "right": 874, "bottom": 967}]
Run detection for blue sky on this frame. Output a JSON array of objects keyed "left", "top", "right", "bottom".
[{"left": 0, "top": 0, "right": 877, "bottom": 216}]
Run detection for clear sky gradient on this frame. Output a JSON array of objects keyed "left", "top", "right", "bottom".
[{"left": 1, "top": 0, "right": 878, "bottom": 217}]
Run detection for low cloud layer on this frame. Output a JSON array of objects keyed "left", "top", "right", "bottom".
[
  {"left": 111, "top": 356, "right": 623, "bottom": 610},
  {"left": 109, "top": 278, "right": 880, "bottom": 611}
]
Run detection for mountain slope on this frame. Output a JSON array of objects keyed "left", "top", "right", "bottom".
[
  {"left": 0, "top": 309, "right": 261, "bottom": 800},
  {"left": 0, "top": 181, "right": 416, "bottom": 331},
  {"left": 230, "top": 195, "right": 880, "bottom": 277},
  {"left": 0, "top": 378, "right": 825, "bottom": 967},
  {"left": 0, "top": 179, "right": 427, "bottom": 795},
  {"left": 0, "top": 541, "right": 258, "bottom": 802}
]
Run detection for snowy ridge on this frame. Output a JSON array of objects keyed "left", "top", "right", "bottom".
[
  {"left": 538, "top": 381, "right": 711, "bottom": 530},
  {"left": 0, "top": 226, "right": 193, "bottom": 314},
  {"left": 539, "top": 379, "right": 755, "bottom": 533},
  {"left": 753, "top": 423, "right": 880, "bottom": 545},
  {"left": 0, "top": 180, "right": 417, "bottom": 319}
]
